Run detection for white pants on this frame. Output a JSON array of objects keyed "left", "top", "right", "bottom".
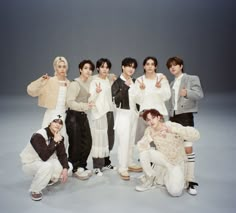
[
  {"left": 114, "top": 109, "right": 138, "bottom": 172},
  {"left": 90, "top": 114, "right": 109, "bottom": 158},
  {"left": 140, "top": 149, "right": 185, "bottom": 197},
  {"left": 22, "top": 158, "right": 72, "bottom": 193}
]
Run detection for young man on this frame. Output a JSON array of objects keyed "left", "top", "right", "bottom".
[
  {"left": 89, "top": 58, "right": 116, "bottom": 176},
  {"left": 135, "top": 109, "right": 200, "bottom": 197},
  {"left": 66, "top": 60, "right": 95, "bottom": 180},
  {"left": 134, "top": 56, "right": 171, "bottom": 143},
  {"left": 166, "top": 56, "right": 204, "bottom": 195},
  {"left": 112, "top": 57, "right": 142, "bottom": 180},
  {"left": 20, "top": 114, "right": 71, "bottom": 201}
]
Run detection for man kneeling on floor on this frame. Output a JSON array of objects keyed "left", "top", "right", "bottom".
[
  {"left": 20, "top": 114, "right": 72, "bottom": 201},
  {"left": 135, "top": 109, "right": 200, "bottom": 197}
]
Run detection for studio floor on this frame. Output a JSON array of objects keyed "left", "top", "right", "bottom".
[{"left": 0, "top": 92, "right": 235, "bottom": 213}]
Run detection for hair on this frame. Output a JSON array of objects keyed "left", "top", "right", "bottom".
[
  {"left": 53, "top": 56, "right": 68, "bottom": 76},
  {"left": 96, "top": 58, "right": 112, "bottom": 73},
  {"left": 142, "top": 109, "right": 164, "bottom": 122},
  {"left": 121, "top": 57, "right": 138, "bottom": 69},
  {"left": 78, "top": 60, "right": 95, "bottom": 72},
  {"left": 166, "top": 56, "right": 184, "bottom": 72}
]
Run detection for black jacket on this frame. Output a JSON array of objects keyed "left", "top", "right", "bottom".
[{"left": 112, "top": 77, "right": 139, "bottom": 110}]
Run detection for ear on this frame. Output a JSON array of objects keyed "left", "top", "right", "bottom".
[{"left": 180, "top": 65, "right": 183, "bottom": 70}]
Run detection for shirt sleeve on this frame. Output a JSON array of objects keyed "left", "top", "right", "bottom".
[
  {"left": 27, "top": 76, "right": 48, "bottom": 97},
  {"left": 186, "top": 76, "right": 204, "bottom": 101},
  {"left": 30, "top": 133, "right": 58, "bottom": 161},
  {"left": 167, "top": 121, "right": 200, "bottom": 142},
  {"left": 56, "top": 141, "right": 69, "bottom": 169}
]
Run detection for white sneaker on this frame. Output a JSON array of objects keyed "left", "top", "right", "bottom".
[
  {"left": 94, "top": 168, "right": 103, "bottom": 176},
  {"left": 84, "top": 168, "right": 93, "bottom": 177},
  {"left": 74, "top": 168, "right": 89, "bottom": 180},
  {"left": 135, "top": 176, "right": 157, "bottom": 192},
  {"left": 137, "top": 174, "right": 147, "bottom": 183},
  {"left": 187, "top": 182, "right": 198, "bottom": 195}
]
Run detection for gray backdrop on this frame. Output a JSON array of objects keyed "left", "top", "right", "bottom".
[{"left": 1, "top": 0, "right": 235, "bottom": 95}]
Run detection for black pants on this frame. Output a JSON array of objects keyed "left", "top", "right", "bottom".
[
  {"left": 65, "top": 109, "right": 92, "bottom": 171},
  {"left": 105, "top": 111, "right": 115, "bottom": 166},
  {"left": 170, "top": 112, "right": 194, "bottom": 127}
]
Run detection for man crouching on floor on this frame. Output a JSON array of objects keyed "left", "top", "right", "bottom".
[
  {"left": 135, "top": 109, "right": 200, "bottom": 197},
  {"left": 20, "top": 114, "right": 72, "bottom": 201}
]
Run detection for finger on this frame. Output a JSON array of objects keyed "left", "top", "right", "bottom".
[{"left": 137, "top": 79, "right": 141, "bottom": 84}]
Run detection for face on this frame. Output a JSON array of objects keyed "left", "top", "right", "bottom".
[
  {"left": 144, "top": 59, "right": 157, "bottom": 74},
  {"left": 98, "top": 62, "right": 110, "bottom": 78},
  {"left": 49, "top": 120, "right": 63, "bottom": 133},
  {"left": 122, "top": 64, "right": 135, "bottom": 77},
  {"left": 169, "top": 63, "right": 183, "bottom": 77},
  {"left": 55, "top": 61, "right": 67, "bottom": 77},
  {"left": 80, "top": 63, "right": 93, "bottom": 79},
  {"left": 145, "top": 113, "right": 160, "bottom": 129}
]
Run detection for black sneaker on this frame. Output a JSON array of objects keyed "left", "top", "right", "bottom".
[
  {"left": 187, "top": 182, "right": 199, "bottom": 195},
  {"left": 47, "top": 180, "right": 56, "bottom": 186},
  {"left": 104, "top": 164, "right": 117, "bottom": 170}
]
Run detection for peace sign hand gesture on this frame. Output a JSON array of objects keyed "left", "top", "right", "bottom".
[
  {"left": 95, "top": 82, "right": 102, "bottom": 93},
  {"left": 137, "top": 78, "right": 146, "bottom": 90}
]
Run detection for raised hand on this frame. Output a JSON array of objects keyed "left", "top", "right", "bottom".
[
  {"left": 137, "top": 78, "right": 146, "bottom": 90},
  {"left": 180, "top": 86, "right": 187, "bottom": 97},
  {"left": 95, "top": 82, "right": 102, "bottom": 93},
  {"left": 110, "top": 73, "right": 117, "bottom": 82},
  {"left": 155, "top": 76, "right": 163, "bottom": 88},
  {"left": 54, "top": 131, "right": 63, "bottom": 143},
  {"left": 125, "top": 78, "right": 133, "bottom": 87},
  {"left": 41, "top": 73, "right": 50, "bottom": 80}
]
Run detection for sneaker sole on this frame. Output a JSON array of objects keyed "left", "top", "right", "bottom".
[
  {"left": 73, "top": 173, "right": 90, "bottom": 180},
  {"left": 31, "top": 194, "right": 42, "bottom": 201},
  {"left": 135, "top": 185, "right": 157, "bottom": 192},
  {"left": 128, "top": 168, "right": 143, "bottom": 172},
  {"left": 120, "top": 174, "right": 130, "bottom": 181}
]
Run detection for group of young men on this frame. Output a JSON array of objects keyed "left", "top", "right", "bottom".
[{"left": 20, "top": 56, "right": 204, "bottom": 201}]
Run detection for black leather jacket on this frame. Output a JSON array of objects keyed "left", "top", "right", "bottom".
[{"left": 112, "top": 77, "right": 139, "bottom": 110}]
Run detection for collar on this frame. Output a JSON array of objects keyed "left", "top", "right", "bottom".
[{"left": 175, "top": 73, "right": 184, "bottom": 81}]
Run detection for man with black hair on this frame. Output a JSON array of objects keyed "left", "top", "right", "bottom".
[{"left": 112, "top": 57, "right": 142, "bottom": 180}]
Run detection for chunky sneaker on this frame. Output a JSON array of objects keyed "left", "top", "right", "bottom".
[
  {"left": 94, "top": 168, "right": 103, "bottom": 176},
  {"left": 119, "top": 171, "right": 130, "bottom": 180},
  {"left": 31, "top": 192, "right": 43, "bottom": 201},
  {"left": 138, "top": 174, "right": 147, "bottom": 183},
  {"left": 84, "top": 168, "right": 93, "bottom": 177},
  {"left": 128, "top": 164, "right": 143, "bottom": 172},
  {"left": 74, "top": 168, "right": 89, "bottom": 180},
  {"left": 103, "top": 164, "right": 117, "bottom": 170},
  {"left": 135, "top": 176, "right": 156, "bottom": 192},
  {"left": 187, "top": 182, "right": 198, "bottom": 195}
]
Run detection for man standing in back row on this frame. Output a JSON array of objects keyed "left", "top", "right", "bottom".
[{"left": 166, "top": 56, "right": 204, "bottom": 195}]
